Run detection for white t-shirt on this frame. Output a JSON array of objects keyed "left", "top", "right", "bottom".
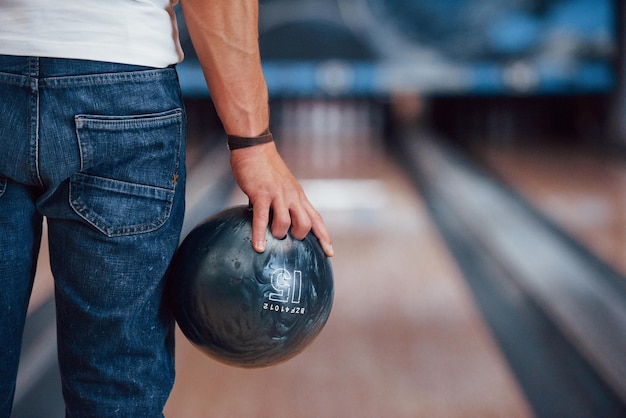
[{"left": 0, "top": 0, "right": 184, "bottom": 68}]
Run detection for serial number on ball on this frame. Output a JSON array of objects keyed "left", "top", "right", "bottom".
[{"left": 263, "top": 303, "right": 306, "bottom": 315}]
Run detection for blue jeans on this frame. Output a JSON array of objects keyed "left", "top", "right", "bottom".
[{"left": 0, "top": 56, "right": 186, "bottom": 417}]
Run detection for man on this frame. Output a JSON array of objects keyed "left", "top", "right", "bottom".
[{"left": 0, "top": 0, "right": 333, "bottom": 415}]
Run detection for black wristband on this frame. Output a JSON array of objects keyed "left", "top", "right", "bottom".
[{"left": 227, "top": 129, "right": 274, "bottom": 150}]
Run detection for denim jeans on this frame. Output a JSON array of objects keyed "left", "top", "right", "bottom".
[{"left": 0, "top": 56, "right": 186, "bottom": 417}]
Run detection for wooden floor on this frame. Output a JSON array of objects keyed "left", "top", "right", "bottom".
[{"left": 481, "top": 144, "right": 626, "bottom": 277}]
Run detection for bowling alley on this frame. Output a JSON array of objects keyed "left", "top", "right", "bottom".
[{"left": 5, "top": 0, "right": 626, "bottom": 417}]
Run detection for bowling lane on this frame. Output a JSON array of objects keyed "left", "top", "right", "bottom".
[
  {"left": 479, "top": 143, "right": 626, "bottom": 278},
  {"left": 164, "top": 100, "right": 532, "bottom": 417}
]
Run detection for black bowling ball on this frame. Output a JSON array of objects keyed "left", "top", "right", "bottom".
[{"left": 167, "top": 205, "right": 334, "bottom": 368}]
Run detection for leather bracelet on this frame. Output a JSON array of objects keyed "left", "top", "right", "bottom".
[{"left": 227, "top": 128, "right": 274, "bottom": 150}]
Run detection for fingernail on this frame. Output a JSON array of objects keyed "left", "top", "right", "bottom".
[
  {"left": 255, "top": 240, "right": 266, "bottom": 253},
  {"left": 325, "top": 244, "right": 334, "bottom": 257}
]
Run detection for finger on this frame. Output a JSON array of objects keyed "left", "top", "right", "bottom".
[
  {"left": 251, "top": 200, "right": 271, "bottom": 253},
  {"left": 269, "top": 201, "right": 290, "bottom": 240},
  {"left": 288, "top": 204, "right": 312, "bottom": 241},
  {"left": 313, "top": 226, "right": 334, "bottom": 257},
  {"left": 308, "top": 207, "right": 334, "bottom": 257}
]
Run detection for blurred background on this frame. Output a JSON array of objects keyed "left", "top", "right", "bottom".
[{"left": 15, "top": 0, "right": 626, "bottom": 416}]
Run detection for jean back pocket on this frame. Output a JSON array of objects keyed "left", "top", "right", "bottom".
[{"left": 71, "top": 108, "right": 183, "bottom": 237}]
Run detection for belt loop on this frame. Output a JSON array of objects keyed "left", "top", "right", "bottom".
[{"left": 28, "top": 56, "right": 39, "bottom": 78}]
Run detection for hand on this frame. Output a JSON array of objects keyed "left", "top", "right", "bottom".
[{"left": 230, "top": 141, "right": 334, "bottom": 257}]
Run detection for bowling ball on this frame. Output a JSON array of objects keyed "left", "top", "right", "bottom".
[{"left": 167, "top": 205, "right": 334, "bottom": 368}]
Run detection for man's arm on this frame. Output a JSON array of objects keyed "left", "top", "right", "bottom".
[{"left": 180, "top": 0, "right": 333, "bottom": 257}]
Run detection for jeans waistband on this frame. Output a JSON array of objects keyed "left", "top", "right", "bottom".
[{"left": 0, "top": 55, "right": 167, "bottom": 77}]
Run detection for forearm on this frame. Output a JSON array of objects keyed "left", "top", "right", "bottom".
[
  {"left": 179, "top": 0, "right": 334, "bottom": 257},
  {"left": 180, "top": 0, "right": 269, "bottom": 137}
]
